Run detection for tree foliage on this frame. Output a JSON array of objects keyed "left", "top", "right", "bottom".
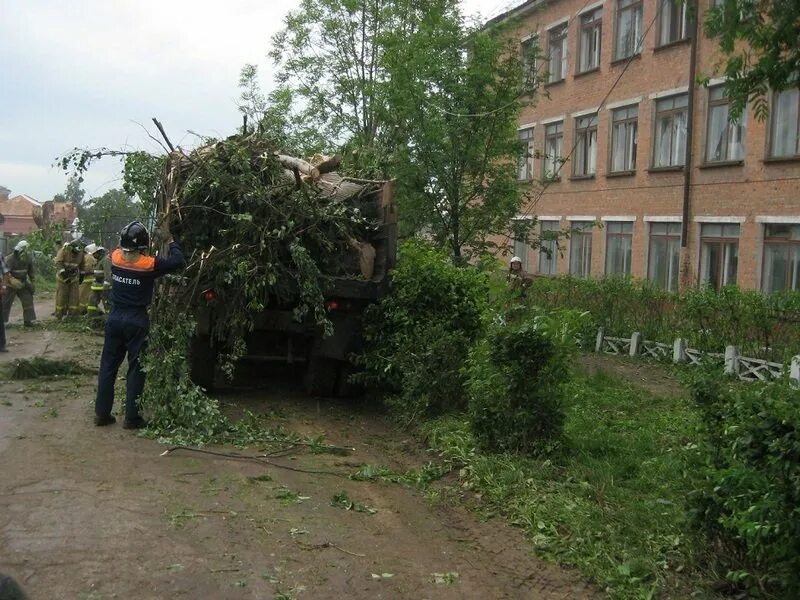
[
  {"left": 52, "top": 175, "right": 86, "bottom": 208},
  {"left": 77, "top": 188, "right": 140, "bottom": 249},
  {"left": 383, "top": 3, "right": 535, "bottom": 259},
  {"left": 705, "top": 0, "right": 800, "bottom": 121}
]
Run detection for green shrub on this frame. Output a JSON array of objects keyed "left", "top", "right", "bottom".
[
  {"left": 354, "top": 240, "right": 488, "bottom": 421},
  {"left": 689, "top": 372, "right": 800, "bottom": 597},
  {"left": 526, "top": 277, "right": 800, "bottom": 361},
  {"left": 467, "top": 314, "right": 579, "bottom": 453}
]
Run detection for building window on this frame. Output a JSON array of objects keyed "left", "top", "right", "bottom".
[
  {"left": 538, "top": 220, "right": 560, "bottom": 275},
  {"left": 547, "top": 24, "right": 567, "bottom": 83},
  {"left": 648, "top": 222, "right": 681, "bottom": 292},
  {"left": 762, "top": 224, "right": 800, "bottom": 292},
  {"left": 569, "top": 222, "right": 593, "bottom": 277},
  {"left": 657, "top": 0, "right": 688, "bottom": 46},
  {"left": 605, "top": 221, "right": 633, "bottom": 275},
  {"left": 511, "top": 220, "right": 531, "bottom": 271},
  {"left": 578, "top": 8, "right": 602, "bottom": 73},
  {"left": 699, "top": 223, "right": 739, "bottom": 290},
  {"left": 706, "top": 86, "right": 746, "bottom": 163},
  {"left": 543, "top": 121, "right": 564, "bottom": 179},
  {"left": 769, "top": 88, "right": 800, "bottom": 158},
  {"left": 573, "top": 114, "right": 598, "bottom": 176},
  {"left": 521, "top": 35, "right": 539, "bottom": 91},
  {"left": 614, "top": 0, "right": 643, "bottom": 60},
  {"left": 610, "top": 105, "right": 638, "bottom": 172},
  {"left": 518, "top": 127, "right": 534, "bottom": 180},
  {"left": 653, "top": 94, "right": 688, "bottom": 167}
]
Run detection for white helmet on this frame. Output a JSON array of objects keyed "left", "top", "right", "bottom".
[
  {"left": 85, "top": 243, "right": 97, "bottom": 255},
  {"left": 14, "top": 240, "right": 29, "bottom": 253},
  {"left": 510, "top": 256, "right": 522, "bottom": 264}
]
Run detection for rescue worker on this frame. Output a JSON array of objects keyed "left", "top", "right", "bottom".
[
  {"left": 2, "top": 240, "right": 36, "bottom": 327},
  {"left": 85, "top": 244, "right": 111, "bottom": 317},
  {"left": 78, "top": 243, "right": 97, "bottom": 315},
  {"left": 54, "top": 238, "right": 86, "bottom": 318},
  {"left": 94, "top": 221, "right": 184, "bottom": 428},
  {"left": 507, "top": 256, "right": 533, "bottom": 296},
  {"left": 0, "top": 254, "right": 8, "bottom": 352}
]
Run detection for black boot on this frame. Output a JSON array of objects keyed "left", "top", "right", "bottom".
[
  {"left": 123, "top": 416, "right": 148, "bottom": 430},
  {"left": 94, "top": 414, "right": 117, "bottom": 426}
]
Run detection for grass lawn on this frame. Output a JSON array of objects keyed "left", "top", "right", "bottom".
[{"left": 422, "top": 370, "right": 716, "bottom": 599}]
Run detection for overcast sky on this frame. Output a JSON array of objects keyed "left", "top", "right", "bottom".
[{"left": 0, "top": 0, "right": 518, "bottom": 202}]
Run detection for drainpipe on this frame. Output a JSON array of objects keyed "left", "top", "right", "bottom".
[{"left": 681, "top": 0, "right": 699, "bottom": 286}]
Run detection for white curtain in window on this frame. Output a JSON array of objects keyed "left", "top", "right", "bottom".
[{"left": 772, "top": 89, "right": 799, "bottom": 157}]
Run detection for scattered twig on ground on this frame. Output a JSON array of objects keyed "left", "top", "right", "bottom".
[
  {"left": 160, "top": 446, "right": 346, "bottom": 477},
  {"left": 294, "top": 539, "right": 366, "bottom": 558},
  {"left": 210, "top": 568, "right": 240, "bottom": 573}
]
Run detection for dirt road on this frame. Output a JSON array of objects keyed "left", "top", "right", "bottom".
[{"left": 0, "top": 315, "right": 597, "bottom": 599}]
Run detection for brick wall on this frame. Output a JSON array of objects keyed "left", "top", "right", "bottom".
[{"left": 499, "top": 0, "right": 800, "bottom": 291}]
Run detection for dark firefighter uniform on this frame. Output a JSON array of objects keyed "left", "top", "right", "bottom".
[
  {"left": 2, "top": 242, "right": 36, "bottom": 326},
  {"left": 94, "top": 221, "right": 184, "bottom": 428}
]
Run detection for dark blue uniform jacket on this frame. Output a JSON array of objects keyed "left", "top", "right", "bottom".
[{"left": 110, "top": 242, "right": 184, "bottom": 311}]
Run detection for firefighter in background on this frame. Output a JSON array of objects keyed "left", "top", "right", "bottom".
[
  {"left": 78, "top": 244, "right": 97, "bottom": 315},
  {"left": 54, "top": 238, "right": 86, "bottom": 318},
  {"left": 85, "top": 244, "right": 111, "bottom": 316},
  {"left": 2, "top": 240, "right": 36, "bottom": 327},
  {"left": 507, "top": 256, "right": 533, "bottom": 296}
]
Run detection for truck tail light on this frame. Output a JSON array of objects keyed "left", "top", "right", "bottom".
[
  {"left": 326, "top": 299, "right": 339, "bottom": 311},
  {"left": 202, "top": 289, "right": 217, "bottom": 302}
]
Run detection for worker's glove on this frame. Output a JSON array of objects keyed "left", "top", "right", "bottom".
[{"left": 7, "top": 276, "right": 24, "bottom": 291}]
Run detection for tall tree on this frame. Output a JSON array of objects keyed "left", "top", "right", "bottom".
[
  {"left": 77, "top": 188, "right": 140, "bottom": 249},
  {"left": 52, "top": 175, "right": 86, "bottom": 208},
  {"left": 269, "top": 0, "right": 397, "bottom": 176},
  {"left": 384, "top": 1, "right": 537, "bottom": 260},
  {"left": 705, "top": 0, "right": 800, "bottom": 121}
]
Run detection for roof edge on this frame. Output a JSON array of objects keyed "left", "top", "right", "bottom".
[{"left": 485, "top": 0, "right": 550, "bottom": 27}]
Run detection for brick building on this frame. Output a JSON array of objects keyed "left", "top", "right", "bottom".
[
  {"left": 0, "top": 193, "right": 42, "bottom": 235},
  {"left": 493, "top": 0, "right": 800, "bottom": 292}
]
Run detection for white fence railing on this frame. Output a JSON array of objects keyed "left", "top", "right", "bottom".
[{"left": 594, "top": 327, "right": 800, "bottom": 384}]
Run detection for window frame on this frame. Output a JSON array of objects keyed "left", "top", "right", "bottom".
[
  {"left": 605, "top": 221, "right": 634, "bottom": 276},
  {"left": 614, "top": 0, "right": 644, "bottom": 61},
  {"left": 652, "top": 94, "right": 688, "bottom": 168},
  {"left": 761, "top": 223, "right": 800, "bottom": 292},
  {"left": 543, "top": 121, "right": 565, "bottom": 180},
  {"left": 573, "top": 113, "right": 598, "bottom": 177},
  {"left": 577, "top": 8, "right": 602, "bottom": 74},
  {"left": 511, "top": 218, "right": 532, "bottom": 271},
  {"left": 520, "top": 35, "right": 540, "bottom": 93},
  {"left": 547, "top": 23, "right": 568, "bottom": 84},
  {"left": 768, "top": 88, "right": 800, "bottom": 159},
  {"left": 656, "top": 0, "right": 689, "bottom": 47},
  {"left": 698, "top": 223, "right": 740, "bottom": 290},
  {"left": 569, "top": 221, "right": 593, "bottom": 278},
  {"left": 538, "top": 220, "right": 560, "bottom": 275},
  {"left": 609, "top": 104, "right": 639, "bottom": 173},
  {"left": 704, "top": 85, "right": 747, "bottom": 164},
  {"left": 647, "top": 222, "right": 682, "bottom": 292},
  {"left": 517, "top": 127, "right": 535, "bottom": 181}
]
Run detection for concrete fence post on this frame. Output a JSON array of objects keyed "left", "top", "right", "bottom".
[
  {"left": 630, "top": 332, "right": 642, "bottom": 357},
  {"left": 724, "top": 345, "right": 740, "bottom": 377},
  {"left": 595, "top": 328, "right": 605, "bottom": 353},
  {"left": 790, "top": 356, "right": 800, "bottom": 386},
  {"left": 673, "top": 338, "right": 686, "bottom": 364}
]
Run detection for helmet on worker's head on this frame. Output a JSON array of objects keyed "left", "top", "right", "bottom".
[
  {"left": 94, "top": 245, "right": 106, "bottom": 258},
  {"left": 510, "top": 256, "right": 522, "bottom": 264},
  {"left": 120, "top": 221, "right": 150, "bottom": 251},
  {"left": 85, "top": 243, "right": 97, "bottom": 255},
  {"left": 69, "top": 237, "right": 86, "bottom": 251},
  {"left": 13, "top": 240, "right": 29, "bottom": 254}
]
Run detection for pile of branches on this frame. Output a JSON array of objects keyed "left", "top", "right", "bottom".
[{"left": 156, "top": 132, "right": 384, "bottom": 344}]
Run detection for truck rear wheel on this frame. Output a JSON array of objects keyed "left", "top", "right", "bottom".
[
  {"left": 190, "top": 335, "right": 219, "bottom": 391},
  {"left": 304, "top": 356, "right": 340, "bottom": 397}
]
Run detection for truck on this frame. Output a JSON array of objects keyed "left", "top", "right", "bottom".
[{"left": 167, "top": 160, "right": 397, "bottom": 397}]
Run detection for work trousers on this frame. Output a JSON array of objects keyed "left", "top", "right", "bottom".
[
  {"left": 55, "top": 279, "right": 80, "bottom": 317},
  {"left": 78, "top": 279, "right": 93, "bottom": 314},
  {"left": 95, "top": 309, "right": 149, "bottom": 421},
  {"left": 2, "top": 286, "right": 36, "bottom": 324}
]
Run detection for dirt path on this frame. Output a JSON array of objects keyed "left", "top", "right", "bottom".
[
  {"left": 0, "top": 323, "right": 598, "bottom": 600},
  {"left": 577, "top": 352, "right": 687, "bottom": 398}
]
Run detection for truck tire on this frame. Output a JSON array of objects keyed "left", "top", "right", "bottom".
[
  {"left": 304, "top": 356, "right": 340, "bottom": 397},
  {"left": 190, "top": 335, "right": 219, "bottom": 391}
]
